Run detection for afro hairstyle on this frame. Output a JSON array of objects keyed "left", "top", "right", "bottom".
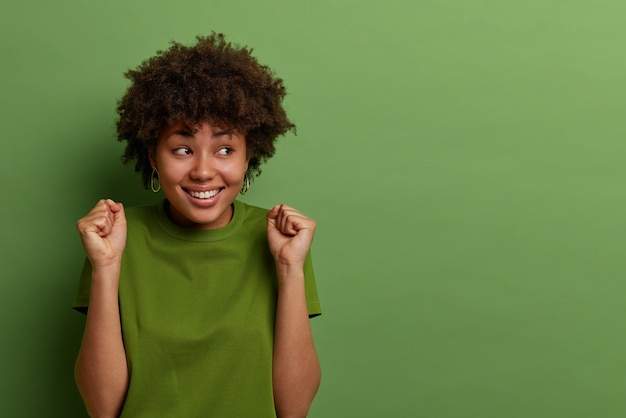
[{"left": 116, "top": 33, "right": 296, "bottom": 189}]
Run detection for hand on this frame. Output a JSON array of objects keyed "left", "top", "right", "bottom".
[
  {"left": 76, "top": 199, "right": 127, "bottom": 269},
  {"left": 266, "top": 204, "right": 316, "bottom": 269}
]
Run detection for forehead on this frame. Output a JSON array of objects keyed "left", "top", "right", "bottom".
[{"left": 159, "top": 120, "right": 235, "bottom": 137}]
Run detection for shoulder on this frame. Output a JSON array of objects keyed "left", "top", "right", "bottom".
[
  {"left": 124, "top": 204, "right": 155, "bottom": 224},
  {"left": 235, "top": 200, "right": 269, "bottom": 235},
  {"left": 122, "top": 203, "right": 163, "bottom": 238},
  {"left": 237, "top": 200, "right": 269, "bottom": 219}
]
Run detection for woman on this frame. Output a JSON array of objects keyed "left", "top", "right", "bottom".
[{"left": 73, "top": 33, "right": 322, "bottom": 418}]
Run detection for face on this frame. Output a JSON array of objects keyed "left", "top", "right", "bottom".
[{"left": 151, "top": 121, "right": 249, "bottom": 230}]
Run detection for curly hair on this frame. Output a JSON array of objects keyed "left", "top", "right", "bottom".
[{"left": 116, "top": 33, "right": 296, "bottom": 188}]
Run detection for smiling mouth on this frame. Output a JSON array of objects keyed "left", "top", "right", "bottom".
[{"left": 187, "top": 189, "right": 222, "bottom": 199}]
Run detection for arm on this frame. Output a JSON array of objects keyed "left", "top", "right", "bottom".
[
  {"left": 75, "top": 199, "right": 129, "bottom": 418},
  {"left": 267, "top": 205, "right": 321, "bottom": 418}
]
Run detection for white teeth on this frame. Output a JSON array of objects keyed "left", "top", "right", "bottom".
[{"left": 189, "top": 189, "right": 220, "bottom": 199}]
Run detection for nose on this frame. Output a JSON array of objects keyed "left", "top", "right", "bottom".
[{"left": 190, "top": 154, "right": 216, "bottom": 181}]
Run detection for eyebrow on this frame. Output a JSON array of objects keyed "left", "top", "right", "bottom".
[
  {"left": 168, "top": 128, "right": 232, "bottom": 139},
  {"left": 212, "top": 130, "right": 232, "bottom": 138},
  {"left": 170, "top": 128, "right": 193, "bottom": 137}
]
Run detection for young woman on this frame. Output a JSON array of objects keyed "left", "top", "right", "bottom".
[{"left": 73, "top": 33, "right": 322, "bottom": 418}]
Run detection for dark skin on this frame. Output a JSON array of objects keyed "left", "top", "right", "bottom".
[
  {"left": 75, "top": 198, "right": 321, "bottom": 417},
  {"left": 116, "top": 32, "right": 295, "bottom": 188},
  {"left": 75, "top": 34, "right": 320, "bottom": 418}
]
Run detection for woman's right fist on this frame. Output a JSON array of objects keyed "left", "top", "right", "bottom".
[{"left": 76, "top": 199, "right": 127, "bottom": 268}]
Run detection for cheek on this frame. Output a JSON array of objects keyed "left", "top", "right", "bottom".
[
  {"left": 157, "top": 161, "right": 185, "bottom": 184},
  {"left": 224, "top": 167, "right": 245, "bottom": 183},
  {"left": 223, "top": 155, "right": 248, "bottom": 176}
]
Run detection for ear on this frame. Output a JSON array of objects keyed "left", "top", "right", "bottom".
[{"left": 148, "top": 149, "right": 157, "bottom": 169}]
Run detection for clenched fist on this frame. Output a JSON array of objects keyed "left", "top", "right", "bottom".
[
  {"left": 76, "top": 199, "right": 127, "bottom": 269},
  {"left": 266, "top": 204, "right": 316, "bottom": 269}
]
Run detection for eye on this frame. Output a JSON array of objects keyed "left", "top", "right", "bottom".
[
  {"left": 173, "top": 147, "right": 191, "bottom": 156},
  {"left": 216, "top": 146, "right": 232, "bottom": 156}
]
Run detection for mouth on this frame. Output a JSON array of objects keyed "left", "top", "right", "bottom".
[{"left": 186, "top": 188, "right": 222, "bottom": 199}]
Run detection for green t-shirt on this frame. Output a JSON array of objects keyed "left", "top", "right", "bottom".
[{"left": 74, "top": 200, "right": 321, "bottom": 418}]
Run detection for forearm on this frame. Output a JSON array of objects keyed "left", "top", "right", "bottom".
[
  {"left": 75, "top": 264, "right": 128, "bottom": 418},
  {"left": 273, "top": 266, "right": 321, "bottom": 418}
]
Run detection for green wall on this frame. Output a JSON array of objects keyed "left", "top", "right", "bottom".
[{"left": 2, "top": 1, "right": 625, "bottom": 416}]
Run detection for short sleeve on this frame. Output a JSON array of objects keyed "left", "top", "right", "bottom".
[
  {"left": 73, "top": 252, "right": 323, "bottom": 317},
  {"left": 304, "top": 251, "right": 322, "bottom": 318},
  {"left": 72, "top": 258, "right": 92, "bottom": 314}
]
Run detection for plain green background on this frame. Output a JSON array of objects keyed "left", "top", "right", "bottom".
[{"left": 2, "top": 0, "right": 625, "bottom": 417}]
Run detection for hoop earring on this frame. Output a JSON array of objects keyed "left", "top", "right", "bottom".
[
  {"left": 240, "top": 172, "right": 250, "bottom": 195},
  {"left": 150, "top": 167, "right": 161, "bottom": 193}
]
